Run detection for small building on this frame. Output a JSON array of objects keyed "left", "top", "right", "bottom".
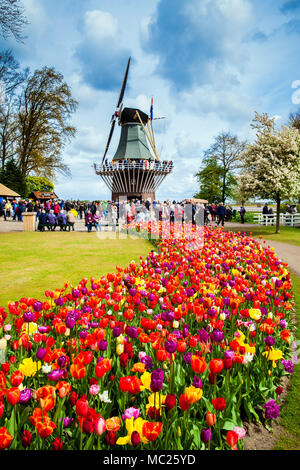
[
  {"left": 0, "top": 183, "right": 20, "bottom": 200},
  {"left": 29, "top": 191, "right": 58, "bottom": 202}
]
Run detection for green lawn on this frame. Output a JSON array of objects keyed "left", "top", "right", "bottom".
[
  {"left": 0, "top": 232, "right": 153, "bottom": 307},
  {"left": 273, "top": 271, "right": 300, "bottom": 450},
  {"left": 225, "top": 225, "right": 300, "bottom": 247}
]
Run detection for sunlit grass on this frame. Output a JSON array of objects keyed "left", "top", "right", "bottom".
[{"left": 0, "top": 231, "right": 152, "bottom": 307}]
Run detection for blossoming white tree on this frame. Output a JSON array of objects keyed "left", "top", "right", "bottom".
[{"left": 238, "top": 112, "right": 300, "bottom": 233}]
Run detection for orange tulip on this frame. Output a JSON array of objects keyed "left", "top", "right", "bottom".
[
  {"left": 70, "top": 362, "right": 86, "bottom": 380},
  {"left": 105, "top": 416, "right": 121, "bottom": 432},
  {"left": 36, "top": 419, "right": 56, "bottom": 439},
  {"left": 0, "top": 426, "right": 13, "bottom": 449},
  {"left": 6, "top": 387, "right": 20, "bottom": 406},
  {"left": 56, "top": 381, "right": 71, "bottom": 398},
  {"left": 142, "top": 421, "right": 162, "bottom": 442},
  {"left": 191, "top": 355, "right": 207, "bottom": 374}
]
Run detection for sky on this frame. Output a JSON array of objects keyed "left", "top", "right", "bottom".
[{"left": 2, "top": 0, "right": 300, "bottom": 201}]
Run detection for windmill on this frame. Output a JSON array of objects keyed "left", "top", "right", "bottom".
[{"left": 94, "top": 57, "right": 173, "bottom": 202}]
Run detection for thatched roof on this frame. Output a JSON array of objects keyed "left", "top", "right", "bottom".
[{"left": 0, "top": 183, "right": 20, "bottom": 197}]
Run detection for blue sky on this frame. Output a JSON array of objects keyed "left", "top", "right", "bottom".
[{"left": 2, "top": 0, "right": 300, "bottom": 201}]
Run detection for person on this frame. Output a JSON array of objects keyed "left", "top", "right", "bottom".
[
  {"left": 239, "top": 205, "right": 246, "bottom": 224},
  {"left": 5, "top": 200, "right": 12, "bottom": 219},
  {"left": 216, "top": 203, "right": 226, "bottom": 226},
  {"left": 0, "top": 200, "right": 6, "bottom": 220},
  {"left": 225, "top": 205, "right": 233, "bottom": 222},
  {"left": 16, "top": 201, "right": 25, "bottom": 222},
  {"left": 85, "top": 210, "right": 93, "bottom": 232},
  {"left": 57, "top": 211, "right": 67, "bottom": 231},
  {"left": 54, "top": 201, "right": 61, "bottom": 217},
  {"left": 37, "top": 210, "right": 48, "bottom": 231},
  {"left": 262, "top": 203, "right": 269, "bottom": 215},
  {"left": 210, "top": 204, "right": 216, "bottom": 222},
  {"left": 204, "top": 205, "right": 210, "bottom": 225},
  {"left": 46, "top": 210, "right": 57, "bottom": 231},
  {"left": 66, "top": 210, "right": 76, "bottom": 231},
  {"left": 93, "top": 211, "right": 102, "bottom": 231},
  {"left": 26, "top": 200, "right": 33, "bottom": 212},
  {"left": 262, "top": 203, "right": 269, "bottom": 224}
]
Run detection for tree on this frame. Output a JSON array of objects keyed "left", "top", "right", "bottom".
[
  {"left": 0, "top": 50, "right": 29, "bottom": 96},
  {"left": 0, "top": 97, "right": 18, "bottom": 170},
  {"left": 26, "top": 175, "right": 54, "bottom": 194},
  {"left": 15, "top": 66, "right": 78, "bottom": 178},
  {"left": 238, "top": 112, "right": 300, "bottom": 233},
  {"left": 200, "top": 131, "right": 246, "bottom": 203},
  {"left": 194, "top": 156, "right": 224, "bottom": 203},
  {"left": 0, "top": 157, "right": 26, "bottom": 195},
  {"left": 0, "top": 0, "right": 28, "bottom": 43},
  {"left": 289, "top": 108, "right": 300, "bottom": 132}
]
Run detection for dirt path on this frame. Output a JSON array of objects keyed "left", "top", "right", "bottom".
[{"left": 258, "top": 239, "right": 300, "bottom": 277}]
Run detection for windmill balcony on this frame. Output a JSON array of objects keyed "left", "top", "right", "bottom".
[{"left": 94, "top": 160, "right": 173, "bottom": 174}]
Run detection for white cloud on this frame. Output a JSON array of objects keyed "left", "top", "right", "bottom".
[{"left": 83, "top": 10, "right": 118, "bottom": 41}]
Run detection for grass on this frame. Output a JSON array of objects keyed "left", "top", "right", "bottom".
[
  {"left": 273, "top": 271, "right": 300, "bottom": 450},
  {"left": 225, "top": 225, "right": 300, "bottom": 247},
  {"left": 0, "top": 232, "right": 153, "bottom": 307}
]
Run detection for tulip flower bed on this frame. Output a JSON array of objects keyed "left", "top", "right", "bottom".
[{"left": 0, "top": 222, "right": 297, "bottom": 451}]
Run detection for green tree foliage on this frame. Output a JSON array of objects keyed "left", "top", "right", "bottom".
[
  {"left": 238, "top": 112, "right": 300, "bottom": 233},
  {"left": 194, "top": 157, "right": 223, "bottom": 202},
  {"left": 0, "top": 157, "right": 26, "bottom": 195},
  {"left": 26, "top": 175, "right": 54, "bottom": 194},
  {"left": 195, "top": 131, "right": 246, "bottom": 203}
]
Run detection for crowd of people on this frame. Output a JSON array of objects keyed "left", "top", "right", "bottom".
[
  {"left": 0, "top": 196, "right": 249, "bottom": 231},
  {"left": 100, "top": 159, "right": 173, "bottom": 172}
]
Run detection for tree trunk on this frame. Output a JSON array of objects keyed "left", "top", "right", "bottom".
[{"left": 276, "top": 194, "right": 280, "bottom": 234}]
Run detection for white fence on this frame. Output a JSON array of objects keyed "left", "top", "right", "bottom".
[{"left": 253, "top": 212, "right": 300, "bottom": 226}]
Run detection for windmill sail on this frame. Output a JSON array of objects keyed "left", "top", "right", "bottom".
[{"left": 101, "top": 57, "right": 131, "bottom": 165}]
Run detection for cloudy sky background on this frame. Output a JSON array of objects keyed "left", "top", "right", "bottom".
[{"left": 2, "top": 0, "right": 300, "bottom": 201}]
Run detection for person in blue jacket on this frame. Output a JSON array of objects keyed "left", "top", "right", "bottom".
[{"left": 216, "top": 203, "right": 226, "bottom": 226}]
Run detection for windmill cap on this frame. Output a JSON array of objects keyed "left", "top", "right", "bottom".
[{"left": 120, "top": 107, "right": 149, "bottom": 124}]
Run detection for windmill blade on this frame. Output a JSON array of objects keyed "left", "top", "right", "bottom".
[
  {"left": 100, "top": 57, "right": 131, "bottom": 165},
  {"left": 101, "top": 119, "right": 116, "bottom": 165},
  {"left": 117, "top": 57, "right": 131, "bottom": 108}
]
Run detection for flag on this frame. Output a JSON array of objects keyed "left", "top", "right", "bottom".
[{"left": 150, "top": 97, "right": 153, "bottom": 121}]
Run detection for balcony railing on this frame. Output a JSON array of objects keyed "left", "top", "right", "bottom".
[{"left": 94, "top": 161, "right": 173, "bottom": 173}]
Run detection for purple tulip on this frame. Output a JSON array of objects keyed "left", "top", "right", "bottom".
[
  {"left": 98, "top": 340, "right": 108, "bottom": 351},
  {"left": 212, "top": 329, "right": 224, "bottom": 343},
  {"left": 23, "top": 311, "right": 35, "bottom": 323},
  {"left": 36, "top": 348, "right": 46, "bottom": 360},
  {"left": 33, "top": 301, "right": 43, "bottom": 312},
  {"left": 150, "top": 368, "right": 164, "bottom": 392},
  {"left": 55, "top": 297, "right": 65, "bottom": 306},
  {"left": 264, "top": 399, "right": 280, "bottom": 420},
  {"left": 72, "top": 289, "right": 80, "bottom": 298},
  {"left": 192, "top": 376, "right": 203, "bottom": 388},
  {"left": 57, "top": 355, "right": 67, "bottom": 368},
  {"left": 19, "top": 388, "right": 32, "bottom": 404},
  {"left": 199, "top": 328, "right": 209, "bottom": 343},
  {"left": 38, "top": 326, "right": 49, "bottom": 334},
  {"left": 47, "top": 369, "right": 65, "bottom": 381},
  {"left": 79, "top": 330, "right": 88, "bottom": 339},
  {"left": 164, "top": 340, "right": 177, "bottom": 354},
  {"left": 127, "top": 327, "right": 138, "bottom": 339},
  {"left": 201, "top": 428, "right": 213, "bottom": 443},
  {"left": 112, "top": 326, "right": 121, "bottom": 337}
]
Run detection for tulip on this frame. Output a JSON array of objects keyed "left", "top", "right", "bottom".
[{"left": 206, "top": 411, "right": 216, "bottom": 427}]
